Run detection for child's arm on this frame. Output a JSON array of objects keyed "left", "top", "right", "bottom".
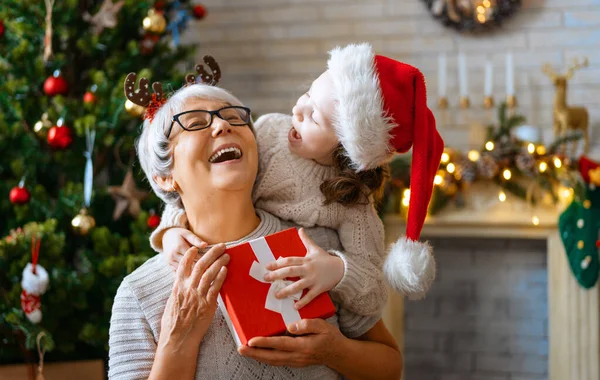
[
  {"left": 268, "top": 205, "right": 389, "bottom": 317},
  {"left": 328, "top": 205, "right": 388, "bottom": 316},
  {"left": 150, "top": 203, "right": 205, "bottom": 270}
]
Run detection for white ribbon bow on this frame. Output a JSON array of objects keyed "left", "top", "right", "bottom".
[{"left": 249, "top": 238, "right": 302, "bottom": 326}]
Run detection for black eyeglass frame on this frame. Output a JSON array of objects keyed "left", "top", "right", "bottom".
[{"left": 166, "top": 106, "right": 252, "bottom": 138}]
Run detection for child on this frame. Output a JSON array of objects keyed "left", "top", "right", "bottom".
[{"left": 151, "top": 43, "right": 444, "bottom": 313}]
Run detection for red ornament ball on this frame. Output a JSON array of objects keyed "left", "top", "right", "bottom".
[
  {"left": 596, "top": 240, "right": 600, "bottom": 249},
  {"left": 0, "top": 20, "right": 5, "bottom": 38},
  {"left": 154, "top": 0, "right": 166, "bottom": 10},
  {"left": 83, "top": 91, "right": 97, "bottom": 104},
  {"left": 47, "top": 124, "right": 73, "bottom": 149},
  {"left": 140, "top": 34, "right": 160, "bottom": 55},
  {"left": 147, "top": 214, "right": 161, "bottom": 229},
  {"left": 192, "top": 4, "right": 207, "bottom": 19},
  {"left": 43, "top": 74, "right": 68, "bottom": 96},
  {"left": 9, "top": 186, "right": 30, "bottom": 205}
]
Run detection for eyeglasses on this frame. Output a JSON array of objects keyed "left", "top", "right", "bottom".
[{"left": 166, "top": 106, "right": 252, "bottom": 138}]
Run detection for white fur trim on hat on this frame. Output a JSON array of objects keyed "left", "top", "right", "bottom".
[
  {"left": 25, "top": 309, "right": 42, "bottom": 324},
  {"left": 327, "top": 43, "right": 396, "bottom": 171},
  {"left": 383, "top": 236, "right": 436, "bottom": 300},
  {"left": 21, "top": 263, "right": 49, "bottom": 295}
]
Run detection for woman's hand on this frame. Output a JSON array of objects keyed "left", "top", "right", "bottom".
[
  {"left": 238, "top": 318, "right": 344, "bottom": 368},
  {"left": 163, "top": 227, "right": 206, "bottom": 271},
  {"left": 264, "top": 228, "right": 344, "bottom": 310},
  {"left": 158, "top": 243, "right": 229, "bottom": 356}
]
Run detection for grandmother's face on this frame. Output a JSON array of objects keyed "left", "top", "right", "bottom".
[{"left": 168, "top": 98, "right": 258, "bottom": 198}]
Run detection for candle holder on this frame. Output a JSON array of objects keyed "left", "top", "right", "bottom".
[
  {"left": 460, "top": 96, "right": 470, "bottom": 109},
  {"left": 483, "top": 96, "right": 494, "bottom": 109},
  {"left": 438, "top": 97, "right": 448, "bottom": 109},
  {"left": 507, "top": 95, "right": 517, "bottom": 109}
]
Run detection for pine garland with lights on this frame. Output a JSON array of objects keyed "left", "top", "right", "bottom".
[
  {"left": 381, "top": 103, "right": 583, "bottom": 219},
  {"left": 0, "top": 0, "right": 202, "bottom": 365}
]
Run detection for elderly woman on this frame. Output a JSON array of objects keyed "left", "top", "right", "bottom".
[{"left": 108, "top": 81, "right": 402, "bottom": 379}]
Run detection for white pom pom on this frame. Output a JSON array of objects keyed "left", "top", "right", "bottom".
[
  {"left": 21, "top": 263, "right": 49, "bottom": 295},
  {"left": 26, "top": 309, "right": 43, "bottom": 324},
  {"left": 383, "top": 236, "right": 436, "bottom": 300}
]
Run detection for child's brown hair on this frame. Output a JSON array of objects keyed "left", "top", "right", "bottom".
[{"left": 320, "top": 145, "right": 389, "bottom": 206}]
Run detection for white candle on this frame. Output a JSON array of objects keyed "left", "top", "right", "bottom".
[
  {"left": 438, "top": 53, "right": 447, "bottom": 98},
  {"left": 506, "top": 52, "right": 514, "bottom": 96},
  {"left": 458, "top": 53, "right": 468, "bottom": 97},
  {"left": 484, "top": 61, "right": 493, "bottom": 97}
]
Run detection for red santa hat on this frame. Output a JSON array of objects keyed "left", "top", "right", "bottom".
[{"left": 327, "top": 43, "right": 444, "bottom": 299}]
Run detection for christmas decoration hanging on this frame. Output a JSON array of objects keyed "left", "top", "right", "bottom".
[
  {"left": 72, "top": 129, "right": 96, "bottom": 235},
  {"left": 142, "top": 8, "right": 167, "bottom": 34},
  {"left": 140, "top": 34, "right": 160, "bottom": 55},
  {"left": 124, "top": 99, "right": 145, "bottom": 117},
  {"left": 21, "top": 236, "right": 49, "bottom": 324},
  {"left": 83, "top": 0, "right": 125, "bottom": 35},
  {"left": 167, "top": 0, "right": 191, "bottom": 47},
  {"left": 0, "top": 19, "right": 5, "bottom": 38},
  {"left": 108, "top": 168, "right": 148, "bottom": 220},
  {"left": 83, "top": 91, "right": 97, "bottom": 104},
  {"left": 147, "top": 210, "right": 161, "bottom": 229},
  {"left": 43, "top": 0, "right": 56, "bottom": 62},
  {"left": 47, "top": 118, "right": 73, "bottom": 149},
  {"left": 36, "top": 332, "right": 47, "bottom": 380},
  {"left": 558, "top": 156, "right": 600, "bottom": 289},
  {"left": 192, "top": 4, "right": 207, "bottom": 20},
  {"left": 43, "top": 70, "right": 68, "bottom": 96},
  {"left": 33, "top": 113, "right": 52, "bottom": 138},
  {"left": 72, "top": 208, "right": 96, "bottom": 235},
  {"left": 9, "top": 178, "right": 30, "bottom": 205}
]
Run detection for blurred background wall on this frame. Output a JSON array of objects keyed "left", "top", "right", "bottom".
[{"left": 183, "top": 0, "right": 600, "bottom": 155}]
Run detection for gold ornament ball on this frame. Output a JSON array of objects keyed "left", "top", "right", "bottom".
[
  {"left": 33, "top": 113, "right": 52, "bottom": 137},
  {"left": 125, "top": 99, "right": 146, "bottom": 117},
  {"left": 143, "top": 9, "right": 166, "bottom": 34},
  {"left": 72, "top": 208, "right": 96, "bottom": 235}
]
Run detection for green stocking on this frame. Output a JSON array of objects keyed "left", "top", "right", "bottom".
[{"left": 558, "top": 185, "right": 600, "bottom": 288}]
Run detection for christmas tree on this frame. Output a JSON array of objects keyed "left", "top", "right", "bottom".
[{"left": 0, "top": 0, "right": 205, "bottom": 365}]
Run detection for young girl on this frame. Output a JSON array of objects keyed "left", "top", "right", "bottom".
[{"left": 151, "top": 43, "right": 444, "bottom": 313}]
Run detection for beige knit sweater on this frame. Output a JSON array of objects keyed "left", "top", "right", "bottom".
[
  {"left": 151, "top": 113, "right": 388, "bottom": 316},
  {"left": 109, "top": 210, "right": 379, "bottom": 380}
]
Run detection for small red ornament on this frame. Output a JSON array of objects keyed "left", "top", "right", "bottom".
[
  {"left": 140, "top": 34, "right": 160, "bottom": 55},
  {"left": 148, "top": 213, "right": 161, "bottom": 229},
  {"left": 43, "top": 71, "right": 69, "bottom": 96},
  {"left": 9, "top": 185, "right": 30, "bottom": 204},
  {"left": 83, "top": 91, "right": 97, "bottom": 104},
  {"left": 47, "top": 121, "right": 73, "bottom": 149},
  {"left": 192, "top": 4, "right": 207, "bottom": 19},
  {"left": 596, "top": 240, "right": 600, "bottom": 249},
  {"left": 154, "top": 0, "right": 166, "bottom": 10},
  {"left": 0, "top": 20, "right": 5, "bottom": 38}
]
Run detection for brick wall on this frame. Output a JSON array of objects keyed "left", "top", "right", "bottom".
[
  {"left": 403, "top": 237, "right": 548, "bottom": 380},
  {"left": 183, "top": 0, "right": 600, "bottom": 155}
]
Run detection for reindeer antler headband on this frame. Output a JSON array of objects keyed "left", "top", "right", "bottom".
[{"left": 124, "top": 55, "right": 221, "bottom": 122}]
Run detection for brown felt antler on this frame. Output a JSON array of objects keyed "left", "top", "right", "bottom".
[
  {"left": 124, "top": 73, "right": 165, "bottom": 107},
  {"left": 185, "top": 55, "right": 221, "bottom": 86}
]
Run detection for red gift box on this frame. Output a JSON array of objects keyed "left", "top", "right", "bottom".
[{"left": 218, "top": 228, "right": 336, "bottom": 347}]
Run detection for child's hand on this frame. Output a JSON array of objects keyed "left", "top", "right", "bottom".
[
  {"left": 263, "top": 228, "right": 344, "bottom": 310},
  {"left": 163, "top": 227, "right": 206, "bottom": 271}
]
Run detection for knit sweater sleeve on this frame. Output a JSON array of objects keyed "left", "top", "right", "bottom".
[
  {"left": 328, "top": 204, "right": 388, "bottom": 317},
  {"left": 149, "top": 202, "right": 188, "bottom": 253},
  {"left": 108, "top": 279, "right": 157, "bottom": 380}
]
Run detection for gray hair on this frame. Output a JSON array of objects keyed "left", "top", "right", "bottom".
[{"left": 136, "top": 83, "right": 251, "bottom": 205}]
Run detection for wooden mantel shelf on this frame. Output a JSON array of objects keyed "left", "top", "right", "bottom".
[
  {"left": 383, "top": 201, "right": 600, "bottom": 380},
  {"left": 383, "top": 202, "right": 559, "bottom": 239}
]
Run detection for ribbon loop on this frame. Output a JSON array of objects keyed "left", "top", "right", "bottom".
[{"left": 249, "top": 238, "right": 302, "bottom": 326}]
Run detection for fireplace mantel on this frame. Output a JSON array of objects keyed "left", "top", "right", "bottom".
[{"left": 383, "top": 206, "right": 600, "bottom": 380}]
